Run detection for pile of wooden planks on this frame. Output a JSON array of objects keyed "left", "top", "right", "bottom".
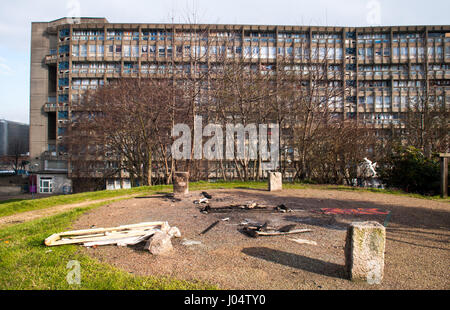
[{"left": 44, "top": 221, "right": 170, "bottom": 247}]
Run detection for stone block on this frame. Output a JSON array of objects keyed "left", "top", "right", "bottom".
[
  {"left": 144, "top": 231, "right": 173, "bottom": 255},
  {"left": 345, "top": 221, "right": 386, "bottom": 284},
  {"left": 268, "top": 172, "right": 282, "bottom": 191}
]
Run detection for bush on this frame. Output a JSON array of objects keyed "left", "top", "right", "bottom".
[{"left": 377, "top": 146, "right": 442, "bottom": 195}]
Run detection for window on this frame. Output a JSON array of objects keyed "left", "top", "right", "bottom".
[
  {"left": 158, "top": 46, "right": 165, "bottom": 57},
  {"left": 384, "top": 96, "right": 391, "bottom": 108},
  {"left": 393, "top": 47, "right": 399, "bottom": 58},
  {"left": 72, "top": 45, "right": 79, "bottom": 57},
  {"left": 167, "top": 46, "right": 173, "bottom": 57},
  {"left": 436, "top": 46, "right": 443, "bottom": 58},
  {"left": 97, "top": 45, "right": 104, "bottom": 56},
  {"left": 132, "top": 46, "right": 139, "bottom": 57},
  {"left": 393, "top": 96, "right": 400, "bottom": 108},
  {"left": 375, "top": 96, "right": 383, "bottom": 108},
  {"left": 39, "top": 178, "right": 53, "bottom": 194},
  {"left": 358, "top": 48, "right": 365, "bottom": 59},
  {"left": 327, "top": 48, "right": 334, "bottom": 59},
  {"left": 311, "top": 47, "right": 318, "bottom": 59},
  {"left": 418, "top": 47, "right": 425, "bottom": 58},
  {"left": 286, "top": 47, "right": 293, "bottom": 57},
  {"left": 375, "top": 48, "right": 382, "bottom": 57},
  {"left": 80, "top": 45, "right": 87, "bottom": 57},
  {"left": 319, "top": 47, "right": 326, "bottom": 59},
  {"left": 88, "top": 45, "right": 96, "bottom": 56},
  {"left": 124, "top": 45, "right": 131, "bottom": 56},
  {"left": 400, "top": 47, "right": 408, "bottom": 58}
]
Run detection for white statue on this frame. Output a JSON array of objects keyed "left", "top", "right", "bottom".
[{"left": 363, "top": 157, "right": 377, "bottom": 177}]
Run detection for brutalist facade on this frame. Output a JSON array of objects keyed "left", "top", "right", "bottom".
[{"left": 30, "top": 17, "right": 450, "bottom": 191}]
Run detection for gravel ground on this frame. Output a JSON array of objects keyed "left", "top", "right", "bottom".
[{"left": 72, "top": 188, "right": 450, "bottom": 290}]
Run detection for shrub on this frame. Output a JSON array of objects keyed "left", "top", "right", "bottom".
[{"left": 377, "top": 146, "right": 442, "bottom": 195}]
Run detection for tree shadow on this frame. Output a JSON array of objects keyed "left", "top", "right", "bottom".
[
  {"left": 134, "top": 193, "right": 181, "bottom": 202},
  {"left": 234, "top": 187, "right": 268, "bottom": 192},
  {"left": 242, "top": 247, "right": 346, "bottom": 279},
  {"left": 0, "top": 199, "right": 26, "bottom": 205},
  {"left": 386, "top": 237, "right": 450, "bottom": 251}
]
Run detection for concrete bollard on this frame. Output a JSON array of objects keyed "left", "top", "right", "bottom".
[
  {"left": 268, "top": 172, "right": 282, "bottom": 191},
  {"left": 345, "top": 221, "right": 386, "bottom": 284},
  {"left": 173, "top": 171, "right": 189, "bottom": 197}
]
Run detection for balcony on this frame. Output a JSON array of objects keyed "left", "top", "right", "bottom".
[
  {"left": 44, "top": 50, "right": 57, "bottom": 64},
  {"left": 43, "top": 103, "right": 69, "bottom": 112}
]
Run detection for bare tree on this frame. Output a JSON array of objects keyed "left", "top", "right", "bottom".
[
  {"left": 65, "top": 78, "right": 186, "bottom": 186},
  {"left": 403, "top": 83, "right": 449, "bottom": 157}
]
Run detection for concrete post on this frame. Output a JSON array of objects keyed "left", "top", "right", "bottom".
[
  {"left": 345, "top": 221, "right": 386, "bottom": 284},
  {"left": 173, "top": 171, "right": 189, "bottom": 197},
  {"left": 268, "top": 172, "right": 282, "bottom": 191},
  {"left": 439, "top": 154, "right": 449, "bottom": 199}
]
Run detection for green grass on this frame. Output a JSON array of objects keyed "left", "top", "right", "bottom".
[
  {"left": 0, "top": 185, "right": 166, "bottom": 218},
  {"left": 0, "top": 201, "right": 217, "bottom": 290},
  {"left": 1, "top": 181, "right": 447, "bottom": 219}
]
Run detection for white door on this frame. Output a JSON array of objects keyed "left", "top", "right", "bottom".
[{"left": 39, "top": 178, "right": 53, "bottom": 193}]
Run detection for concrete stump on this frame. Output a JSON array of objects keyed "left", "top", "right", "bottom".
[
  {"left": 345, "top": 221, "right": 386, "bottom": 284},
  {"left": 268, "top": 172, "right": 282, "bottom": 191},
  {"left": 173, "top": 172, "right": 189, "bottom": 197}
]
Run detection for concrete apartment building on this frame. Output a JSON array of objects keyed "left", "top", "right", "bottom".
[
  {"left": 29, "top": 17, "right": 450, "bottom": 193},
  {"left": 0, "top": 119, "right": 29, "bottom": 157}
]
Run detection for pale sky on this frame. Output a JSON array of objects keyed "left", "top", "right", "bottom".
[{"left": 0, "top": 0, "right": 449, "bottom": 124}]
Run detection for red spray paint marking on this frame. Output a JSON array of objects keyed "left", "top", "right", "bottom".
[{"left": 320, "top": 208, "right": 389, "bottom": 215}]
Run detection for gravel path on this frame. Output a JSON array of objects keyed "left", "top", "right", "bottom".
[{"left": 72, "top": 188, "right": 450, "bottom": 290}]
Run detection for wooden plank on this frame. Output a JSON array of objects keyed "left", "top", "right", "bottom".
[
  {"left": 289, "top": 238, "right": 317, "bottom": 245},
  {"left": 46, "top": 229, "right": 158, "bottom": 246},
  {"left": 44, "top": 222, "right": 167, "bottom": 246},
  {"left": 55, "top": 222, "right": 166, "bottom": 237},
  {"left": 83, "top": 233, "right": 155, "bottom": 247},
  {"left": 199, "top": 220, "right": 220, "bottom": 235}
]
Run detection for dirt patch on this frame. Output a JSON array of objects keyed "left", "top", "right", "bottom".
[{"left": 72, "top": 188, "right": 450, "bottom": 290}]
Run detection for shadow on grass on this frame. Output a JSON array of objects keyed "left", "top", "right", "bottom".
[
  {"left": 242, "top": 247, "right": 345, "bottom": 279},
  {"left": 0, "top": 199, "right": 27, "bottom": 205}
]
